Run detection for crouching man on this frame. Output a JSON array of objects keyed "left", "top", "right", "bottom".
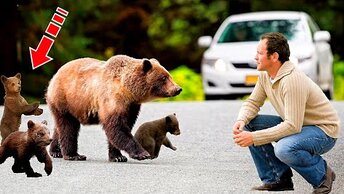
[{"left": 232, "top": 32, "right": 340, "bottom": 193}]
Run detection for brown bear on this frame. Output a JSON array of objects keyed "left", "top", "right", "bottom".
[
  {"left": 134, "top": 113, "right": 181, "bottom": 159},
  {"left": 0, "top": 73, "right": 43, "bottom": 143},
  {"left": 0, "top": 120, "right": 53, "bottom": 177},
  {"left": 46, "top": 55, "right": 182, "bottom": 162}
]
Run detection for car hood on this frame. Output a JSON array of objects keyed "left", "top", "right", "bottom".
[
  {"left": 289, "top": 41, "right": 314, "bottom": 59},
  {"left": 203, "top": 41, "right": 314, "bottom": 62},
  {"left": 204, "top": 42, "right": 257, "bottom": 63}
]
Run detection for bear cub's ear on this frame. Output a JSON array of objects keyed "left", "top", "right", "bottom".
[
  {"left": 27, "top": 120, "right": 35, "bottom": 129},
  {"left": 142, "top": 59, "right": 152, "bottom": 73},
  {"left": 1, "top": 75, "right": 7, "bottom": 84},
  {"left": 15, "top": 73, "right": 21, "bottom": 80}
]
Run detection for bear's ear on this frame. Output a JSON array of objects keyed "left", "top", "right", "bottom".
[
  {"left": 27, "top": 120, "right": 35, "bottom": 129},
  {"left": 166, "top": 115, "right": 172, "bottom": 124},
  {"left": 42, "top": 120, "right": 48, "bottom": 125},
  {"left": 142, "top": 59, "right": 152, "bottom": 73},
  {"left": 173, "top": 113, "right": 176, "bottom": 116},
  {"left": 1, "top": 75, "right": 7, "bottom": 84},
  {"left": 150, "top": 58, "right": 159, "bottom": 63},
  {"left": 15, "top": 73, "right": 21, "bottom": 80}
]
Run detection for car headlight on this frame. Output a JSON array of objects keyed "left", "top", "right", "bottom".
[
  {"left": 289, "top": 56, "right": 312, "bottom": 65},
  {"left": 214, "top": 59, "right": 227, "bottom": 72},
  {"left": 298, "top": 56, "right": 312, "bottom": 64}
]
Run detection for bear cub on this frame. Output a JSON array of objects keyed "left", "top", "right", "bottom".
[
  {"left": 134, "top": 113, "right": 181, "bottom": 159},
  {"left": 0, "top": 120, "right": 53, "bottom": 177},
  {"left": 0, "top": 73, "right": 43, "bottom": 143}
]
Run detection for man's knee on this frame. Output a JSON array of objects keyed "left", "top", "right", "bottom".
[{"left": 274, "top": 141, "right": 295, "bottom": 164}]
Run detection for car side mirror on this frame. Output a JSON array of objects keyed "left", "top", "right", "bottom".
[
  {"left": 314, "top": 31, "right": 331, "bottom": 42},
  {"left": 198, "top": 36, "right": 212, "bottom": 48}
]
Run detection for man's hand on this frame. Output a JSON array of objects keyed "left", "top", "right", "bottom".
[
  {"left": 232, "top": 120, "right": 253, "bottom": 147},
  {"left": 233, "top": 131, "right": 254, "bottom": 147},
  {"left": 232, "top": 120, "right": 245, "bottom": 135}
]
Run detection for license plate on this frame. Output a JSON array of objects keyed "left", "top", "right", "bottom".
[{"left": 245, "top": 75, "right": 258, "bottom": 85}]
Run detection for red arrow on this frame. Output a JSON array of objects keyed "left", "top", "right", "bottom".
[{"left": 29, "top": 35, "right": 54, "bottom": 69}]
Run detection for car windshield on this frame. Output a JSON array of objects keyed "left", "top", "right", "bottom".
[{"left": 218, "top": 19, "right": 306, "bottom": 43}]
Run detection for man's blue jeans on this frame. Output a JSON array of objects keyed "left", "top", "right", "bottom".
[{"left": 244, "top": 115, "right": 337, "bottom": 187}]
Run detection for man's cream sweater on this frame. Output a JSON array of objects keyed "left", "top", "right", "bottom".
[{"left": 237, "top": 61, "right": 340, "bottom": 146}]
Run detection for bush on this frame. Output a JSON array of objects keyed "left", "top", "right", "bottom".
[
  {"left": 155, "top": 65, "right": 204, "bottom": 102},
  {"left": 334, "top": 59, "right": 344, "bottom": 100}
]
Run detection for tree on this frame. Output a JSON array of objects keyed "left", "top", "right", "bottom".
[{"left": 0, "top": 0, "right": 22, "bottom": 104}]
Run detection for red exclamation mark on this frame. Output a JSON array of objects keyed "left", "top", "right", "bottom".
[
  {"left": 30, "top": 7, "right": 69, "bottom": 69},
  {"left": 56, "top": 7, "right": 69, "bottom": 16}
]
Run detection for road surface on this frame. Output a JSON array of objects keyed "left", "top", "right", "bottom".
[{"left": 0, "top": 101, "right": 343, "bottom": 193}]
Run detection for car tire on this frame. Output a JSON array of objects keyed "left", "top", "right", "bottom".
[
  {"left": 205, "top": 94, "right": 242, "bottom": 100},
  {"left": 323, "top": 89, "right": 333, "bottom": 100}
]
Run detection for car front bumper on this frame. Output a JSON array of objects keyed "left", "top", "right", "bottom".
[{"left": 202, "top": 64, "right": 258, "bottom": 96}]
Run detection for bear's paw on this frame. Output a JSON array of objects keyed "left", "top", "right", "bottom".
[
  {"left": 27, "top": 172, "right": 42, "bottom": 178},
  {"left": 12, "top": 165, "right": 25, "bottom": 173},
  {"left": 63, "top": 154, "right": 87, "bottom": 161},
  {"left": 129, "top": 150, "right": 151, "bottom": 161},
  {"left": 109, "top": 155, "right": 128, "bottom": 162},
  {"left": 50, "top": 151, "right": 62, "bottom": 158}
]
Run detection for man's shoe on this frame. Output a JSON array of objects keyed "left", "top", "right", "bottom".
[
  {"left": 280, "top": 168, "right": 293, "bottom": 182},
  {"left": 252, "top": 169, "right": 294, "bottom": 191},
  {"left": 252, "top": 181, "right": 294, "bottom": 191},
  {"left": 313, "top": 166, "right": 336, "bottom": 194}
]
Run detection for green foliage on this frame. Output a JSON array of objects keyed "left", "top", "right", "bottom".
[
  {"left": 4, "top": 0, "right": 344, "bottom": 104},
  {"left": 148, "top": 0, "right": 228, "bottom": 49},
  {"left": 156, "top": 65, "right": 204, "bottom": 102},
  {"left": 333, "top": 58, "right": 344, "bottom": 100}
]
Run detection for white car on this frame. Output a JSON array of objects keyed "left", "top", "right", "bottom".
[{"left": 198, "top": 11, "right": 334, "bottom": 100}]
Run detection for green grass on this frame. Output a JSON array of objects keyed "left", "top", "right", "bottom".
[
  {"left": 334, "top": 60, "right": 344, "bottom": 100},
  {"left": 155, "top": 65, "right": 204, "bottom": 102}
]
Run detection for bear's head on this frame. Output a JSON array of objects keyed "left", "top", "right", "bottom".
[
  {"left": 27, "top": 120, "right": 52, "bottom": 147},
  {"left": 166, "top": 113, "right": 181, "bottom": 135},
  {"left": 122, "top": 58, "right": 182, "bottom": 102},
  {"left": 1, "top": 73, "right": 22, "bottom": 94}
]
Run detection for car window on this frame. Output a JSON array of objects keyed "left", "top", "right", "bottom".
[
  {"left": 218, "top": 19, "right": 307, "bottom": 43},
  {"left": 307, "top": 16, "right": 320, "bottom": 40}
]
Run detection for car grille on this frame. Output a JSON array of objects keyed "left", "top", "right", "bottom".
[
  {"left": 207, "top": 81, "right": 256, "bottom": 88},
  {"left": 232, "top": 63, "right": 256, "bottom": 69},
  {"left": 230, "top": 83, "right": 255, "bottom": 88}
]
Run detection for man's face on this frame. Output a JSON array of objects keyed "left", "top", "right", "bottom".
[{"left": 255, "top": 39, "right": 272, "bottom": 71}]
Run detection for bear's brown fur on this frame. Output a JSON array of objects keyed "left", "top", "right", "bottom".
[
  {"left": 46, "top": 55, "right": 182, "bottom": 162},
  {"left": 134, "top": 113, "right": 181, "bottom": 159},
  {"left": 0, "top": 73, "right": 43, "bottom": 143},
  {"left": 0, "top": 120, "right": 53, "bottom": 177}
]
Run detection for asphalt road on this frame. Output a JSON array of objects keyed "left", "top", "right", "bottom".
[{"left": 0, "top": 101, "right": 343, "bottom": 194}]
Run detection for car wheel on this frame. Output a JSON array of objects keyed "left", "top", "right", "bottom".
[
  {"left": 205, "top": 94, "right": 242, "bottom": 100},
  {"left": 323, "top": 89, "right": 333, "bottom": 100},
  {"left": 205, "top": 95, "right": 219, "bottom": 100}
]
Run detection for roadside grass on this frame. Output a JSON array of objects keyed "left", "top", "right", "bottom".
[{"left": 334, "top": 59, "right": 344, "bottom": 100}]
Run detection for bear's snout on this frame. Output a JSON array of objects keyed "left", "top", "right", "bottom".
[
  {"left": 174, "top": 130, "right": 181, "bottom": 135},
  {"left": 173, "top": 87, "right": 182, "bottom": 96}
]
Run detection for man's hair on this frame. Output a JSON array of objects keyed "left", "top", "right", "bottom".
[{"left": 260, "top": 32, "right": 290, "bottom": 64}]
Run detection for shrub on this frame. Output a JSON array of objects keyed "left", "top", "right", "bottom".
[
  {"left": 334, "top": 59, "right": 344, "bottom": 100},
  {"left": 156, "top": 65, "right": 204, "bottom": 101}
]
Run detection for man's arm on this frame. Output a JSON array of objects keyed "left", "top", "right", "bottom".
[{"left": 237, "top": 73, "right": 267, "bottom": 124}]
